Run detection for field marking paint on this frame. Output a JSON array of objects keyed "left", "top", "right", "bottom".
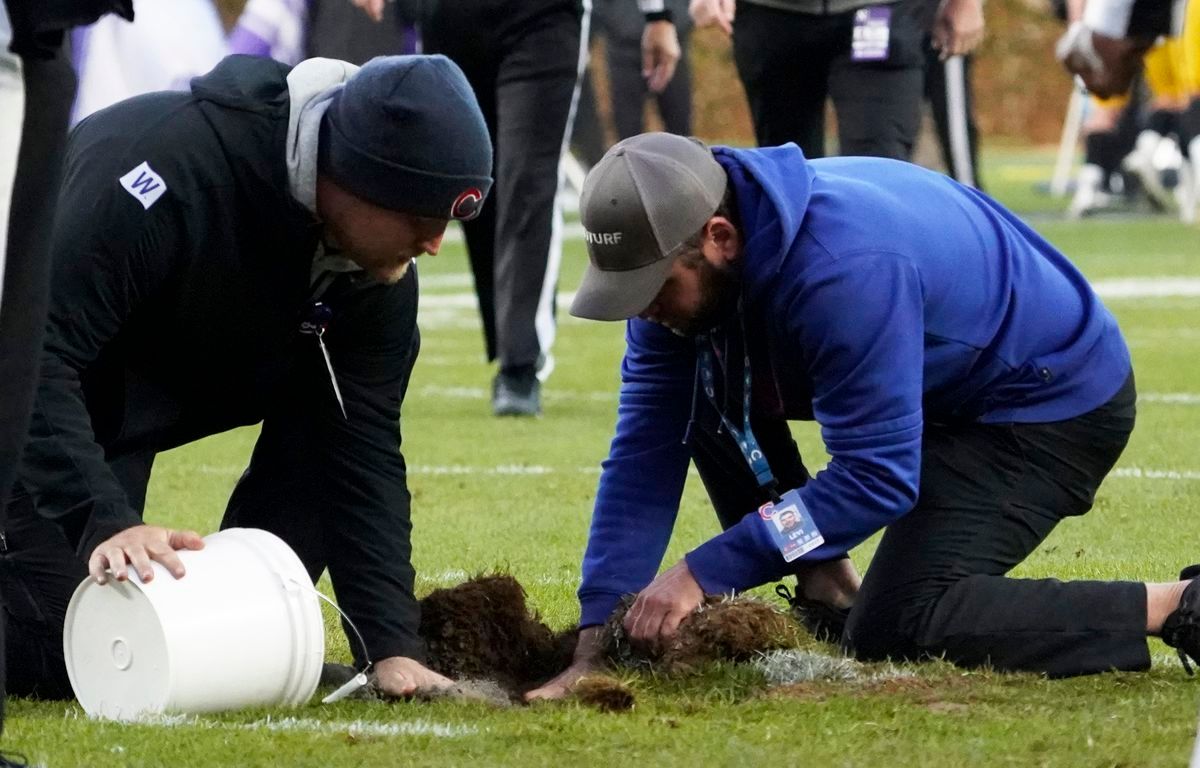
[
  {"left": 134, "top": 713, "right": 476, "bottom": 738},
  {"left": 418, "top": 274, "right": 475, "bottom": 289},
  {"left": 409, "top": 464, "right": 555, "bottom": 476},
  {"left": 1110, "top": 467, "right": 1200, "bottom": 481},
  {"left": 1093, "top": 277, "right": 1200, "bottom": 299},
  {"left": 1140, "top": 392, "right": 1200, "bottom": 404},
  {"left": 417, "top": 385, "right": 615, "bottom": 403},
  {"left": 243, "top": 717, "right": 476, "bottom": 738}
]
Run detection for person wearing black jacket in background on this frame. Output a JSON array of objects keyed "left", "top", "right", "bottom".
[
  {"left": 0, "top": 1, "right": 131, "bottom": 759},
  {"left": 0, "top": 53, "right": 494, "bottom": 701}
]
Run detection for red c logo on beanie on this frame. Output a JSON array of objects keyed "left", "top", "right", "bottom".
[{"left": 451, "top": 188, "right": 484, "bottom": 221}]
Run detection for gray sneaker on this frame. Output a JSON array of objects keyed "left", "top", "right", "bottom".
[{"left": 492, "top": 369, "right": 541, "bottom": 417}]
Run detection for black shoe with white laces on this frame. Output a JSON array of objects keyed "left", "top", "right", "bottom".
[{"left": 1161, "top": 564, "right": 1200, "bottom": 674}]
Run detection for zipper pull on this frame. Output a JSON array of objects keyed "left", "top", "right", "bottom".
[{"left": 316, "top": 328, "right": 348, "bottom": 420}]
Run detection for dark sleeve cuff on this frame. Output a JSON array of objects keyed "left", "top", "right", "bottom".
[
  {"left": 644, "top": 10, "right": 674, "bottom": 22},
  {"left": 363, "top": 632, "right": 428, "bottom": 666},
  {"left": 78, "top": 502, "right": 144, "bottom": 560},
  {"left": 579, "top": 591, "right": 625, "bottom": 628},
  {"left": 685, "top": 513, "right": 790, "bottom": 595}
]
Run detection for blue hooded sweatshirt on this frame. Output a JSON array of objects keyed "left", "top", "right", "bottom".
[{"left": 576, "top": 144, "right": 1132, "bottom": 628}]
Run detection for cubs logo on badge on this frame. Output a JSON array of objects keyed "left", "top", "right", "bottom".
[
  {"left": 119, "top": 161, "right": 168, "bottom": 210},
  {"left": 450, "top": 187, "right": 484, "bottom": 221}
]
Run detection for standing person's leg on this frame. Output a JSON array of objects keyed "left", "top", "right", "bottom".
[
  {"left": 829, "top": 0, "right": 926, "bottom": 159},
  {"left": 844, "top": 376, "right": 1147, "bottom": 677},
  {"left": 926, "top": 42, "right": 983, "bottom": 188},
  {"left": 420, "top": 8, "right": 502, "bottom": 365},
  {"left": 732, "top": 2, "right": 834, "bottom": 155},
  {"left": 0, "top": 24, "right": 75, "bottom": 742},
  {"left": 490, "top": 0, "right": 589, "bottom": 415},
  {"left": 654, "top": 24, "right": 692, "bottom": 136},
  {"left": 0, "top": 2, "right": 22, "bottom": 734},
  {"left": 606, "top": 32, "right": 650, "bottom": 140},
  {"left": 0, "top": 50, "right": 76, "bottom": 516}
]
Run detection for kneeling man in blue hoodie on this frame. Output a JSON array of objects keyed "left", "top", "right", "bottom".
[{"left": 527, "top": 132, "right": 1200, "bottom": 699}]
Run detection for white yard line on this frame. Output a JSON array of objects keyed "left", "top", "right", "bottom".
[
  {"left": 417, "top": 384, "right": 615, "bottom": 403},
  {"left": 132, "top": 713, "right": 476, "bottom": 738},
  {"left": 1093, "top": 277, "right": 1200, "bottom": 299},
  {"left": 1110, "top": 467, "right": 1200, "bottom": 481},
  {"left": 1140, "top": 392, "right": 1200, "bottom": 405}
]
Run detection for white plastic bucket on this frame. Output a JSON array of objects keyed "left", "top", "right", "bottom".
[{"left": 63, "top": 527, "right": 325, "bottom": 721}]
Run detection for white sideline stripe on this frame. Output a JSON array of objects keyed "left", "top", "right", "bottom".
[
  {"left": 1094, "top": 278, "right": 1200, "bottom": 298},
  {"left": 137, "top": 714, "right": 475, "bottom": 738},
  {"left": 1141, "top": 392, "right": 1200, "bottom": 404},
  {"left": 243, "top": 717, "right": 475, "bottom": 738},
  {"left": 1111, "top": 467, "right": 1200, "bottom": 481},
  {"left": 421, "top": 290, "right": 579, "bottom": 310},
  {"left": 418, "top": 273, "right": 475, "bottom": 289},
  {"left": 417, "top": 384, "right": 615, "bottom": 403},
  {"left": 409, "top": 464, "right": 555, "bottom": 476}
]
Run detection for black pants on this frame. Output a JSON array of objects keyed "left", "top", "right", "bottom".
[
  {"left": 690, "top": 375, "right": 1144, "bottom": 677},
  {"left": 422, "top": 0, "right": 586, "bottom": 375},
  {"left": 0, "top": 46, "right": 77, "bottom": 718},
  {"left": 924, "top": 44, "right": 982, "bottom": 189},
  {"left": 599, "top": 22, "right": 691, "bottom": 140},
  {"left": 732, "top": 0, "right": 928, "bottom": 159}
]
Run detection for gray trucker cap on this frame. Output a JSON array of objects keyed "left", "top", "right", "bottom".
[{"left": 569, "top": 133, "right": 728, "bottom": 321}]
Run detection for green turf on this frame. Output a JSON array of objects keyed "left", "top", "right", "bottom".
[{"left": 8, "top": 152, "right": 1200, "bottom": 767}]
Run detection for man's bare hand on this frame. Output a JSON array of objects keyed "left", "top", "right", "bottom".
[
  {"left": 88, "top": 525, "right": 205, "bottom": 585},
  {"left": 349, "top": 0, "right": 384, "bottom": 22},
  {"left": 624, "top": 559, "right": 704, "bottom": 651},
  {"left": 689, "top": 0, "right": 735, "bottom": 35},
  {"left": 374, "top": 656, "right": 454, "bottom": 697},
  {"left": 524, "top": 626, "right": 605, "bottom": 702},
  {"left": 642, "top": 20, "right": 681, "bottom": 93},
  {"left": 931, "top": 0, "right": 984, "bottom": 59}
]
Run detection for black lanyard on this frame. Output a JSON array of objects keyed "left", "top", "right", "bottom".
[{"left": 695, "top": 312, "right": 779, "bottom": 500}]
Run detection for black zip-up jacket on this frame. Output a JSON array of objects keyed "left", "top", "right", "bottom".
[{"left": 21, "top": 56, "right": 425, "bottom": 662}]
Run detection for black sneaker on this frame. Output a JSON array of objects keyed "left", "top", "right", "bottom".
[
  {"left": 776, "top": 583, "right": 851, "bottom": 644},
  {"left": 1161, "top": 564, "right": 1200, "bottom": 674},
  {"left": 492, "top": 369, "right": 541, "bottom": 417},
  {"left": 0, "top": 751, "right": 29, "bottom": 767}
]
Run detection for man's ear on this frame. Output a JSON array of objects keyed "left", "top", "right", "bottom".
[{"left": 705, "top": 216, "right": 741, "bottom": 265}]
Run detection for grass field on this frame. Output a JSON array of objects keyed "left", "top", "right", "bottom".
[{"left": 7, "top": 150, "right": 1200, "bottom": 767}]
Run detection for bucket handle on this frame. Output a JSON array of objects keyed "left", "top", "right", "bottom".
[{"left": 284, "top": 577, "right": 373, "bottom": 704}]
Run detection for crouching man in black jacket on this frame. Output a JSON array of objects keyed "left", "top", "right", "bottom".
[{"left": 0, "top": 53, "right": 494, "bottom": 699}]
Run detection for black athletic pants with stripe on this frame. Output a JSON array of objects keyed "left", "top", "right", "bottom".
[
  {"left": 688, "top": 375, "right": 1148, "bottom": 677},
  {"left": 731, "top": 0, "right": 930, "bottom": 159},
  {"left": 422, "top": 0, "right": 586, "bottom": 376},
  {"left": 0, "top": 44, "right": 77, "bottom": 721},
  {"left": 924, "top": 43, "right": 983, "bottom": 189}
]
